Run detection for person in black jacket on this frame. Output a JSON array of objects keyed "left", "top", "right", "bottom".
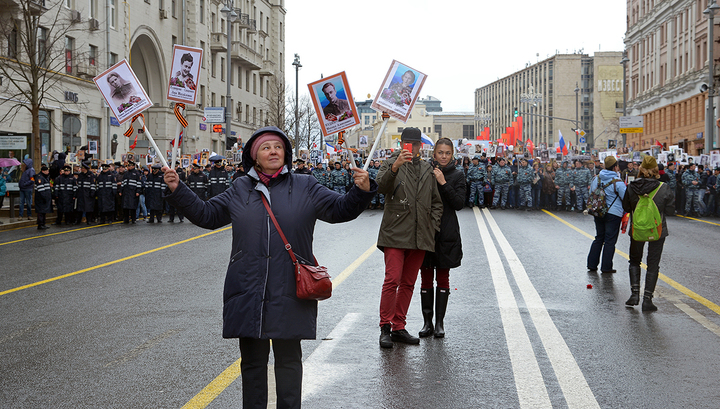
[
  {"left": 622, "top": 155, "right": 675, "bottom": 311},
  {"left": 119, "top": 160, "right": 141, "bottom": 224},
  {"left": 187, "top": 162, "right": 209, "bottom": 200},
  {"left": 418, "top": 138, "right": 465, "bottom": 338},
  {"left": 96, "top": 163, "right": 116, "bottom": 224},
  {"left": 207, "top": 156, "right": 229, "bottom": 198},
  {"left": 53, "top": 165, "right": 76, "bottom": 225},
  {"left": 75, "top": 162, "right": 96, "bottom": 225},
  {"left": 162, "top": 126, "right": 377, "bottom": 409},
  {"left": 145, "top": 164, "right": 166, "bottom": 223},
  {"left": 34, "top": 165, "right": 53, "bottom": 230},
  {"left": 167, "top": 162, "right": 186, "bottom": 222}
]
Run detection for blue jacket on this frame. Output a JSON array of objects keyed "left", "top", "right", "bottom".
[
  {"left": 19, "top": 158, "right": 35, "bottom": 190},
  {"left": 0, "top": 175, "right": 6, "bottom": 197},
  {"left": 590, "top": 169, "right": 626, "bottom": 218},
  {"left": 165, "top": 126, "right": 377, "bottom": 340}
]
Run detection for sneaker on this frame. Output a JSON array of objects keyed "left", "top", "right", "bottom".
[
  {"left": 379, "top": 324, "right": 393, "bottom": 349},
  {"left": 390, "top": 329, "right": 420, "bottom": 345}
]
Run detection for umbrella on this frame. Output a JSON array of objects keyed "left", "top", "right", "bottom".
[{"left": 0, "top": 158, "right": 21, "bottom": 167}]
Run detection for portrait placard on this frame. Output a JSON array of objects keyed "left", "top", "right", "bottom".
[
  {"left": 308, "top": 72, "right": 360, "bottom": 137},
  {"left": 167, "top": 45, "right": 203, "bottom": 105},
  {"left": 371, "top": 60, "right": 427, "bottom": 122},
  {"left": 93, "top": 59, "right": 152, "bottom": 125},
  {"left": 88, "top": 140, "right": 98, "bottom": 154}
]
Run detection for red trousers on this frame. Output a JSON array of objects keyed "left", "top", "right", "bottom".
[{"left": 379, "top": 248, "right": 425, "bottom": 330}]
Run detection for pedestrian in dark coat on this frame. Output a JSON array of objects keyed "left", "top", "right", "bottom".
[
  {"left": 419, "top": 138, "right": 465, "bottom": 339},
  {"left": 34, "top": 165, "right": 53, "bottom": 229},
  {"left": 187, "top": 163, "right": 209, "bottom": 200},
  {"left": 163, "top": 126, "right": 377, "bottom": 409},
  {"left": 75, "top": 162, "right": 96, "bottom": 225},
  {"left": 622, "top": 155, "right": 675, "bottom": 311},
  {"left": 53, "top": 165, "right": 76, "bottom": 225},
  {"left": 96, "top": 164, "right": 116, "bottom": 223},
  {"left": 208, "top": 157, "right": 229, "bottom": 198},
  {"left": 120, "top": 161, "right": 141, "bottom": 223},
  {"left": 145, "top": 165, "right": 165, "bottom": 223}
]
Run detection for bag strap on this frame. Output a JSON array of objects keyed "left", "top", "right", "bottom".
[
  {"left": 649, "top": 182, "right": 663, "bottom": 199},
  {"left": 260, "top": 194, "right": 298, "bottom": 266}
]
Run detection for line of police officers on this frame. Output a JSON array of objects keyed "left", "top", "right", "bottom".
[{"left": 35, "top": 156, "right": 236, "bottom": 230}]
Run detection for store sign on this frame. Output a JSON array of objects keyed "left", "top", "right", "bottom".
[
  {"left": 64, "top": 91, "right": 79, "bottom": 103},
  {"left": 0, "top": 135, "right": 27, "bottom": 149}
]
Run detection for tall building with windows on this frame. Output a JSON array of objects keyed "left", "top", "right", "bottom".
[
  {"left": 475, "top": 52, "right": 623, "bottom": 151},
  {"left": 0, "top": 0, "right": 286, "bottom": 164},
  {"left": 624, "top": 0, "right": 718, "bottom": 154}
]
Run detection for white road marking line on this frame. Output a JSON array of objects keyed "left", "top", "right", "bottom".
[
  {"left": 482, "top": 208, "right": 600, "bottom": 409},
  {"left": 473, "top": 208, "right": 552, "bottom": 408},
  {"left": 301, "top": 312, "right": 361, "bottom": 399}
]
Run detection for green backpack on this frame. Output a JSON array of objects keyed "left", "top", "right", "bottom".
[{"left": 630, "top": 182, "right": 663, "bottom": 242}]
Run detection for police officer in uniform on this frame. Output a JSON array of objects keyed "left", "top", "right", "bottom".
[
  {"left": 168, "top": 162, "right": 186, "bottom": 222},
  {"left": 572, "top": 160, "right": 593, "bottom": 213},
  {"left": 53, "top": 165, "right": 76, "bottom": 225},
  {"left": 491, "top": 157, "right": 513, "bottom": 209},
  {"left": 516, "top": 157, "right": 534, "bottom": 210},
  {"left": 466, "top": 155, "right": 486, "bottom": 208},
  {"left": 96, "top": 163, "right": 116, "bottom": 224},
  {"left": 555, "top": 161, "right": 572, "bottom": 211},
  {"left": 34, "top": 165, "right": 53, "bottom": 230},
  {"left": 682, "top": 163, "right": 702, "bottom": 217},
  {"left": 119, "top": 160, "right": 141, "bottom": 223},
  {"left": 293, "top": 159, "right": 312, "bottom": 174},
  {"left": 187, "top": 162, "right": 209, "bottom": 200},
  {"left": 75, "top": 161, "right": 96, "bottom": 225},
  {"left": 145, "top": 164, "right": 166, "bottom": 223},
  {"left": 208, "top": 155, "right": 229, "bottom": 199},
  {"left": 330, "top": 161, "right": 348, "bottom": 194}
]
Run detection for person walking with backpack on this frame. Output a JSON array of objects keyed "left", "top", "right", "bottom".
[
  {"left": 586, "top": 156, "right": 626, "bottom": 274},
  {"left": 622, "top": 156, "right": 675, "bottom": 311}
]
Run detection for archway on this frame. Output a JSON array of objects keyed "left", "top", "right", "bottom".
[{"left": 129, "top": 30, "right": 166, "bottom": 103}]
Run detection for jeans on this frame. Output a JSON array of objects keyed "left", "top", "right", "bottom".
[
  {"left": 19, "top": 189, "right": 32, "bottom": 217},
  {"left": 239, "top": 338, "right": 302, "bottom": 409},
  {"left": 532, "top": 185, "right": 542, "bottom": 209},
  {"left": 135, "top": 194, "right": 147, "bottom": 219},
  {"left": 587, "top": 213, "right": 622, "bottom": 272}
]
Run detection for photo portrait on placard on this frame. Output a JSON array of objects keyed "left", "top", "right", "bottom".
[
  {"left": 167, "top": 45, "right": 203, "bottom": 105},
  {"left": 88, "top": 140, "right": 98, "bottom": 154},
  {"left": 94, "top": 59, "right": 152, "bottom": 125},
  {"left": 307, "top": 72, "right": 360, "bottom": 137},
  {"left": 371, "top": 60, "right": 427, "bottom": 122},
  {"left": 181, "top": 157, "right": 190, "bottom": 168},
  {"left": 359, "top": 135, "right": 368, "bottom": 148},
  {"left": 540, "top": 150, "right": 550, "bottom": 162}
]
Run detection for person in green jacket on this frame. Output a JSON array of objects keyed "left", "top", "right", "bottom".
[{"left": 376, "top": 127, "right": 443, "bottom": 348}]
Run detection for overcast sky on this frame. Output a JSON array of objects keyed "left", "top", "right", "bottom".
[{"left": 284, "top": 0, "right": 627, "bottom": 113}]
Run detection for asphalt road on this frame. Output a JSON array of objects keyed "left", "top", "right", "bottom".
[{"left": 1, "top": 207, "right": 720, "bottom": 408}]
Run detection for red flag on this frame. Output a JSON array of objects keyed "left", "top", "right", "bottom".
[
  {"left": 655, "top": 140, "right": 663, "bottom": 147},
  {"left": 506, "top": 127, "right": 514, "bottom": 146},
  {"left": 526, "top": 139, "right": 535, "bottom": 154},
  {"left": 562, "top": 144, "right": 568, "bottom": 156},
  {"left": 170, "top": 129, "right": 183, "bottom": 147},
  {"left": 484, "top": 127, "right": 490, "bottom": 140}
]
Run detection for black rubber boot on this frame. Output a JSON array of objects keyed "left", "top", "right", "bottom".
[
  {"left": 626, "top": 265, "right": 641, "bottom": 306},
  {"left": 418, "top": 288, "right": 434, "bottom": 338},
  {"left": 434, "top": 288, "right": 450, "bottom": 338},
  {"left": 642, "top": 263, "right": 659, "bottom": 311}
]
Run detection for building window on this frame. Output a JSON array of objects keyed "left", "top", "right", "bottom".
[
  {"left": 200, "top": 41, "right": 205, "bottom": 68},
  {"left": 89, "top": 45, "right": 97, "bottom": 66},
  {"left": 110, "top": 0, "right": 118, "bottom": 27},
  {"left": 87, "top": 117, "right": 100, "bottom": 139},
  {"left": 37, "top": 27, "right": 47, "bottom": 67},
  {"left": 211, "top": 92, "right": 216, "bottom": 107},
  {"left": 238, "top": 67, "right": 242, "bottom": 89},
  {"left": 200, "top": 85, "right": 205, "bottom": 106},
  {"left": 221, "top": 95, "right": 225, "bottom": 106},
  {"left": 253, "top": 73, "right": 256, "bottom": 94},
  {"left": 434, "top": 124, "right": 442, "bottom": 136},
  {"left": 172, "top": 0, "right": 177, "bottom": 18},
  {"left": 398, "top": 127, "right": 404, "bottom": 133},
  {"left": 246, "top": 71, "right": 250, "bottom": 92},
  {"left": 245, "top": 104, "right": 249, "bottom": 123},
  {"left": 89, "top": 0, "right": 98, "bottom": 19},
  {"left": 253, "top": 107, "right": 256, "bottom": 125},
  {"left": 211, "top": 13, "right": 216, "bottom": 32},
  {"left": 200, "top": 0, "right": 205, "bottom": 23},
  {"left": 211, "top": 54, "right": 216, "bottom": 77},
  {"left": 65, "top": 37, "right": 74, "bottom": 74},
  {"left": 220, "top": 57, "right": 225, "bottom": 81},
  {"left": 280, "top": 22, "right": 283, "bottom": 41}
]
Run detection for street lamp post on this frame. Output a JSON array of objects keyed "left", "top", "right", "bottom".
[
  {"left": 620, "top": 52, "right": 629, "bottom": 149},
  {"left": 292, "top": 54, "right": 302, "bottom": 159},
  {"left": 704, "top": 0, "right": 720, "bottom": 154},
  {"left": 574, "top": 82, "right": 580, "bottom": 147},
  {"left": 221, "top": 3, "right": 238, "bottom": 153}
]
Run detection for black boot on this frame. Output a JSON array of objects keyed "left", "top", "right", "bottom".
[
  {"left": 379, "top": 324, "right": 393, "bottom": 348},
  {"left": 418, "top": 288, "right": 434, "bottom": 338},
  {"left": 626, "top": 265, "right": 641, "bottom": 306},
  {"left": 642, "top": 291, "right": 658, "bottom": 311},
  {"left": 434, "top": 288, "right": 450, "bottom": 338}
]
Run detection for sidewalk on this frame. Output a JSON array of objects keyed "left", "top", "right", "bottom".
[{"left": 0, "top": 205, "right": 57, "bottom": 231}]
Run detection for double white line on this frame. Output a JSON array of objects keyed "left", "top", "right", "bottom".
[{"left": 474, "top": 207, "right": 599, "bottom": 409}]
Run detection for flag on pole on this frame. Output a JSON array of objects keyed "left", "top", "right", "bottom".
[
  {"left": 170, "top": 129, "right": 183, "bottom": 147},
  {"left": 655, "top": 140, "right": 663, "bottom": 147},
  {"left": 326, "top": 143, "right": 336, "bottom": 154},
  {"left": 559, "top": 130, "right": 568, "bottom": 156}
]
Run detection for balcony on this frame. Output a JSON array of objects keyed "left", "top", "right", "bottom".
[
  {"left": 230, "top": 41, "right": 261, "bottom": 70},
  {"left": 75, "top": 60, "right": 98, "bottom": 78},
  {"left": 210, "top": 32, "right": 227, "bottom": 52},
  {"left": 259, "top": 60, "right": 275, "bottom": 77},
  {"left": 0, "top": 0, "right": 47, "bottom": 15},
  {"left": 246, "top": 19, "right": 257, "bottom": 34},
  {"left": 236, "top": 13, "right": 251, "bottom": 29}
]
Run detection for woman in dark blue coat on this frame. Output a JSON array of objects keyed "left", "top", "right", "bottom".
[{"left": 163, "top": 126, "right": 376, "bottom": 409}]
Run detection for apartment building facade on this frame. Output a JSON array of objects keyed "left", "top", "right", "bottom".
[{"left": 0, "top": 0, "right": 285, "bottom": 164}]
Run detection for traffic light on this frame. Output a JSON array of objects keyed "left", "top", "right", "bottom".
[{"left": 513, "top": 107, "right": 519, "bottom": 118}]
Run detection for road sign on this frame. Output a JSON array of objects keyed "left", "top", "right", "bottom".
[
  {"left": 204, "top": 107, "right": 225, "bottom": 123},
  {"left": 212, "top": 124, "right": 223, "bottom": 133},
  {"left": 579, "top": 137, "right": 586, "bottom": 144},
  {"left": 619, "top": 116, "right": 644, "bottom": 133}
]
